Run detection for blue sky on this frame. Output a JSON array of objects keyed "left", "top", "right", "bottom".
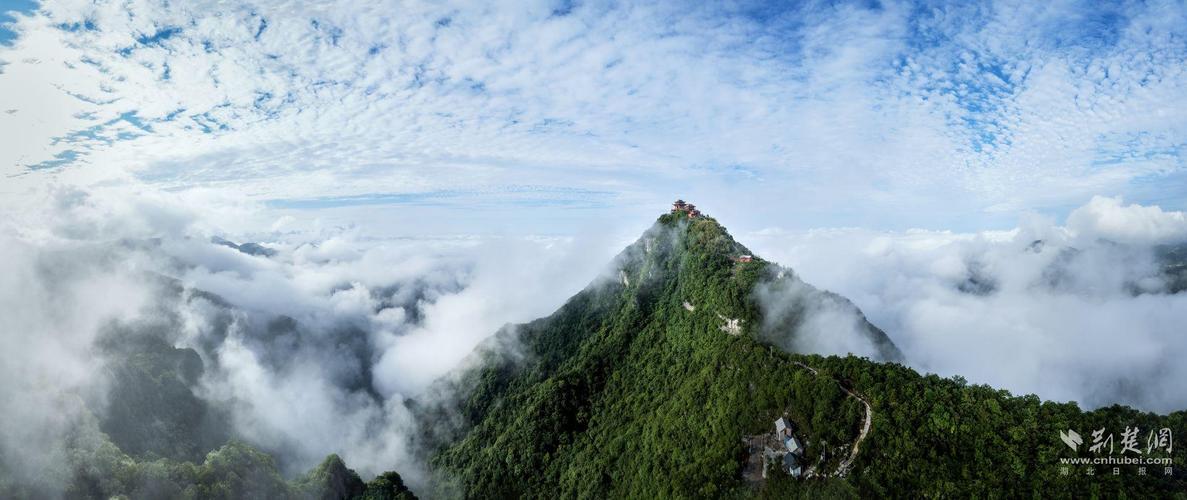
[
  {"left": 1, "top": 0, "right": 1185, "bottom": 236},
  {"left": 0, "top": 0, "right": 37, "bottom": 45}
]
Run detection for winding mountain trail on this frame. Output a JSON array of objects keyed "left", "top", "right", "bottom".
[
  {"left": 835, "top": 383, "right": 872, "bottom": 477},
  {"left": 792, "top": 361, "right": 818, "bottom": 376},
  {"left": 792, "top": 361, "right": 872, "bottom": 477}
]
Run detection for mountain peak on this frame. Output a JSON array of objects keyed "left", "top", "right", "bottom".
[
  {"left": 427, "top": 205, "right": 904, "bottom": 496},
  {"left": 609, "top": 205, "right": 898, "bottom": 360}
]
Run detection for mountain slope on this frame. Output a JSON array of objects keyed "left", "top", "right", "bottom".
[
  {"left": 0, "top": 281, "right": 420, "bottom": 500},
  {"left": 422, "top": 213, "right": 890, "bottom": 496},
  {"left": 424, "top": 212, "right": 1187, "bottom": 498}
]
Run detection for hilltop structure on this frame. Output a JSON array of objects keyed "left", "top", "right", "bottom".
[{"left": 671, "top": 199, "right": 701, "bottom": 218}]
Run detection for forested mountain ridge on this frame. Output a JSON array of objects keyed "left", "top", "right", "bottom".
[{"left": 423, "top": 211, "right": 1187, "bottom": 498}]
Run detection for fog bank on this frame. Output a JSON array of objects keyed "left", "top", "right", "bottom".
[{"left": 746, "top": 196, "right": 1187, "bottom": 412}]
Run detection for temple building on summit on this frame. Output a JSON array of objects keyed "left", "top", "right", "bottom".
[{"left": 671, "top": 199, "right": 701, "bottom": 218}]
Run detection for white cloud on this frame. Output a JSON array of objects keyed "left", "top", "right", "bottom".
[
  {"left": 0, "top": 183, "right": 627, "bottom": 489},
  {"left": 0, "top": 0, "right": 1183, "bottom": 233},
  {"left": 0, "top": 212, "right": 158, "bottom": 491},
  {"left": 745, "top": 197, "right": 1187, "bottom": 412},
  {"left": 1067, "top": 195, "right": 1187, "bottom": 244}
]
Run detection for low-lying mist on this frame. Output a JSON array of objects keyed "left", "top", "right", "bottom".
[
  {"left": 746, "top": 196, "right": 1187, "bottom": 413},
  {"left": 0, "top": 185, "right": 617, "bottom": 493},
  {"left": 4, "top": 186, "right": 1185, "bottom": 496}
]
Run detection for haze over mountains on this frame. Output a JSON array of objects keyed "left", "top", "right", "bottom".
[
  {"left": 2, "top": 187, "right": 1186, "bottom": 497},
  {"left": 747, "top": 196, "right": 1187, "bottom": 412}
]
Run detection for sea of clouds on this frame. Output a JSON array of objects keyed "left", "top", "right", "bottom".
[
  {"left": 2, "top": 185, "right": 1185, "bottom": 494},
  {"left": 747, "top": 195, "right": 1187, "bottom": 413},
  {"left": 0, "top": 184, "right": 620, "bottom": 490}
]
